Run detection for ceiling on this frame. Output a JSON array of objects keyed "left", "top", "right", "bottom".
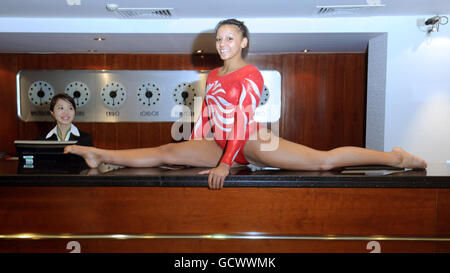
[{"left": 0, "top": 0, "right": 449, "bottom": 54}]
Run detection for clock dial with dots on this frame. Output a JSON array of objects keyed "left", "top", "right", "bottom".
[
  {"left": 137, "top": 82, "right": 161, "bottom": 107},
  {"left": 258, "top": 85, "right": 270, "bottom": 107},
  {"left": 28, "top": 80, "right": 54, "bottom": 106},
  {"left": 172, "top": 83, "right": 198, "bottom": 106},
  {"left": 64, "top": 81, "right": 90, "bottom": 107},
  {"left": 101, "top": 82, "right": 127, "bottom": 109}
]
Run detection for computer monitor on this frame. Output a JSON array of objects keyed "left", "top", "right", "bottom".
[{"left": 14, "top": 140, "right": 88, "bottom": 173}]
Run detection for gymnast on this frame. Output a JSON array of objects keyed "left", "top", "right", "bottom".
[{"left": 65, "top": 19, "right": 427, "bottom": 190}]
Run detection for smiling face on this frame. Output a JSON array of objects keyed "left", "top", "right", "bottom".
[
  {"left": 215, "top": 24, "right": 248, "bottom": 62},
  {"left": 50, "top": 98, "right": 75, "bottom": 127}
]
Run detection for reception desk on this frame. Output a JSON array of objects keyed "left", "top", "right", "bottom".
[{"left": 0, "top": 158, "right": 449, "bottom": 253}]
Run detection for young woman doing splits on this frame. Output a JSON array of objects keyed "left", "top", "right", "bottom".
[{"left": 65, "top": 19, "right": 427, "bottom": 190}]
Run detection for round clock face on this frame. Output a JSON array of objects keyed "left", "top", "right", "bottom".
[
  {"left": 137, "top": 82, "right": 161, "bottom": 106},
  {"left": 65, "top": 81, "right": 90, "bottom": 107},
  {"left": 172, "top": 83, "right": 198, "bottom": 106},
  {"left": 258, "top": 85, "right": 270, "bottom": 107},
  {"left": 101, "top": 82, "right": 127, "bottom": 109},
  {"left": 28, "top": 80, "right": 54, "bottom": 106}
]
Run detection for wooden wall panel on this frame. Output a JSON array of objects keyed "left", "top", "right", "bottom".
[
  {"left": 140, "top": 123, "right": 165, "bottom": 148},
  {"left": 116, "top": 123, "right": 141, "bottom": 149},
  {"left": 0, "top": 53, "right": 366, "bottom": 155},
  {"left": 280, "top": 54, "right": 302, "bottom": 141},
  {"left": 94, "top": 123, "right": 118, "bottom": 150},
  {"left": 280, "top": 54, "right": 366, "bottom": 150},
  {"left": 16, "top": 53, "right": 105, "bottom": 70},
  {"left": 342, "top": 54, "right": 367, "bottom": 147},
  {"left": 324, "top": 54, "right": 343, "bottom": 149},
  {"left": 0, "top": 55, "right": 18, "bottom": 156},
  {"left": 105, "top": 54, "right": 222, "bottom": 70}
]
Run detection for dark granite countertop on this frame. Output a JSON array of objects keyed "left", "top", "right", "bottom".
[{"left": 0, "top": 159, "right": 449, "bottom": 188}]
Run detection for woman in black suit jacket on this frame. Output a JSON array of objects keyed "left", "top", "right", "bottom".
[{"left": 38, "top": 93, "right": 93, "bottom": 147}]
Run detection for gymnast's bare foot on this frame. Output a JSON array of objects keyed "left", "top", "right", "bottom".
[
  {"left": 64, "top": 145, "right": 103, "bottom": 168},
  {"left": 391, "top": 147, "right": 427, "bottom": 169}
]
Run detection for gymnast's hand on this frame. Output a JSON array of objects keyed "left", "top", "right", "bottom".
[{"left": 198, "top": 163, "right": 230, "bottom": 190}]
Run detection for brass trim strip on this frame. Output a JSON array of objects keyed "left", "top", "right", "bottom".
[{"left": 1, "top": 233, "right": 450, "bottom": 242}]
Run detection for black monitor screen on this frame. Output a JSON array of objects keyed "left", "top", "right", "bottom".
[{"left": 14, "top": 140, "right": 88, "bottom": 173}]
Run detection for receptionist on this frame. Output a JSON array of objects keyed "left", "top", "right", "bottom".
[{"left": 38, "top": 93, "right": 93, "bottom": 146}]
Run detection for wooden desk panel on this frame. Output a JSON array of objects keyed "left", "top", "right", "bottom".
[
  {"left": 1, "top": 186, "right": 447, "bottom": 252},
  {"left": 0, "top": 187, "right": 437, "bottom": 235}
]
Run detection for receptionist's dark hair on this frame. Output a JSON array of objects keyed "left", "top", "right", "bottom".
[{"left": 49, "top": 93, "right": 76, "bottom": 112}]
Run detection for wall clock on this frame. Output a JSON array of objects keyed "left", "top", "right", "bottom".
[
  {"left": 28, "top": 80, "right": 54, "bottom": 106},
  {"left": 65, "top": 81, "right": 90, "bottom": 107},
  {"left": 101, "top": 82, "right": 127, "bottom": 108},
  {"left": 137, "top": 82, "right": 161, "bottom": 106}
]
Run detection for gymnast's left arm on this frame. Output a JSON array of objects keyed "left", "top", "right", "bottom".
[{"left": 220, "top": 75, "right": 262, "bottom": 167}]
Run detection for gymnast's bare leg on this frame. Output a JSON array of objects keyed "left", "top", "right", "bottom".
[
  {"left": 64, "top": 139, "right": 227, "bottom": 169},
  {"left": 243, "top": 128, "right": 427, "bottom": 171}
]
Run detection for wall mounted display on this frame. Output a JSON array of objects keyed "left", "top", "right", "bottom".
[{"left": 17, "top": 70, "right": 281, "bottom": 123}]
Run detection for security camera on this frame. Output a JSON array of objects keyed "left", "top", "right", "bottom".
[{"left": 425, "top": 16, "right": 440, "bottom": 25}]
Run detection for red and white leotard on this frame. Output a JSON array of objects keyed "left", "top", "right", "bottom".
[{"left": 191, "top": 65, "right": 264, "bottom": 166}]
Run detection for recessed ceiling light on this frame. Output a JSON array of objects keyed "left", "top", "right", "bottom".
[
  {"left": 195, "top": 50, "right": 203, "bottom": 54},
  {"left": 94, "top": 37, "right": 106, "bottom": 41},
  {"left": 303, "top": 49, "right": 311, "bottom": 53}
]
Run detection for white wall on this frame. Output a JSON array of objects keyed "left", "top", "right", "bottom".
[
  {"left": 366, "top": 33, "right": 387, "bottom": 152},
  {"left": 384, "top": 18, "right": 450, "bottom": 164}
]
